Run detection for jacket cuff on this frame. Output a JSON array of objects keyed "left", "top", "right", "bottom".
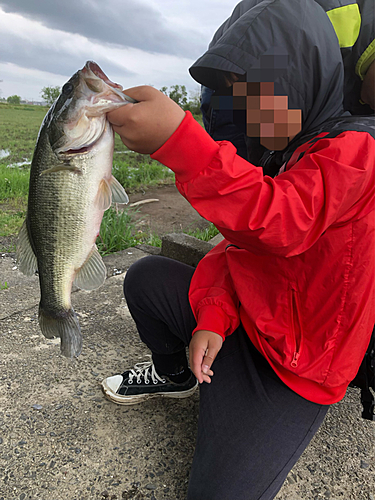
[
  {"left": 192, "top": 304, "right": 232, "bottom": 341},
  {"left": 151, "top": 111, "right": 220, "bottom": 183}
]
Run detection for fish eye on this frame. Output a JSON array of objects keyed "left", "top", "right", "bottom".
[{"left": 62, "top": 83, "right": 74, "bottom": 95}]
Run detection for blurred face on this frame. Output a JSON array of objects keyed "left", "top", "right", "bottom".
[{"left": 211, "top": 80, "right": 302, "bottom": 150}]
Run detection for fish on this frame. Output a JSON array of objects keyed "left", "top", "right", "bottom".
[{"left": 16, "top": 61, "right": 134, "bottom": 358}]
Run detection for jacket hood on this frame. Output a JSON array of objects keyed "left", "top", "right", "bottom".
[{"left": 190, "top": 0, "right": 345, "bottom": 134}]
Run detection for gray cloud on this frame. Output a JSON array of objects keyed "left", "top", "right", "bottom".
[
  {"left": 0, "top": 0, "right": 206, "bottom": 58},
  {"left": 0, "top": 32, "right": 136, "bottom": 82}
]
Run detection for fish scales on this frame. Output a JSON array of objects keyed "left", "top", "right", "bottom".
[{"left": 17, "top": 61, "right": 134, "bottom": 357}]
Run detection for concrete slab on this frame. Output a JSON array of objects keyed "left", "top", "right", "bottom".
[
  {"left": 161, "top": 233, "right": 213, "bottom": 267},
  {"left": 0, "top": 245, "right": 374, "bottom": 499}
]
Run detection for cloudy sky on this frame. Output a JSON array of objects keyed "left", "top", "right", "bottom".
[{"left": 0, "top": 0, "right": 239, "bottom": 102}]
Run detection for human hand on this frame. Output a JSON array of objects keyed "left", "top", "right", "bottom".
[
  {"left": 189, "top": 330, "right": 223, "bottom": 384},
  {"left": 107, "top": 85, "right": 185, "bottom": 154}
]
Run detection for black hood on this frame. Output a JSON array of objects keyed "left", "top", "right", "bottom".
[{"left": 190, "top": 0, "right": 345, "bottom": 135}]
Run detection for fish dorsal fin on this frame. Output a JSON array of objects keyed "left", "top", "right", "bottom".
[
  {"left": 95, "top": 179, "right": 112, "bottom": 211},
  {"left": 16, "top": 220, "right": 38, "bottom": 276},
  {"left": 73, "top": 245, "right": 106, "bottom": 290},
  {"left": 109, "top": 175, "right": 129, "bottom": 204}
]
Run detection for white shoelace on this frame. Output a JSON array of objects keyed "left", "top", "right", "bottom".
[{"left": 127, "top": 357, "right": 166, "bottom": 385}]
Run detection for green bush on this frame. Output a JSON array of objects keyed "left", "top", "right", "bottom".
[
  {"left": 185, "top": 223, "right": 219, "bottom": 241},
  {"left": 0, "top": 164, "right": 30, "bottom": 199}
]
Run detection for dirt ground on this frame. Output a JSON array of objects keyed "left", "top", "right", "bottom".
[{"left": 128, "top": 184, "right": 209, "bottom": 237}]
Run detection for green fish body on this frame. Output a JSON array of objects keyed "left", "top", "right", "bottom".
[{"left": 17, "top": 61, "right": 133, "bottom": 357}]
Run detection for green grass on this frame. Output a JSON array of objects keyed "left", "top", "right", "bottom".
[
  {"left": 96, "top": 206, "right": 163, "bottom": 255},
  {"left": 96, "top": 206, "right": 137, "bottom": 255},
  {"left": 0, "top": 198, "right": 27, "bottom": 237},
  {"left": 0, "top": 103, "right": 48, "bottom": 165},
  {"left": 96, "top": 206, "right": 217, "bottom": 255},
  {"left": 0, "top": 282, "right": 8, "bottom": 290},
  {"left": 186, "top": 223, "right": 219, "bottom": 241},
  {"left": 112, "top": 155, "right": 174, "bottom": 191},
  {"left": 0, "top": 164, "right": 30, "bottom": 198}
]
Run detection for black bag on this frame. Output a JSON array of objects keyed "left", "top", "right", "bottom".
[{"left": 349, "top": 325, "right": 375, "bottom": 421}]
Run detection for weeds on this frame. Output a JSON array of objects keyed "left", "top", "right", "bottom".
[
  {"left": 96, "top": 206, "right": 165, "bottom": 255},
  {"left": 0, "top": 103, "right": 47, "bottom": 165},
  {"left": 112, "top": 155, "right": 174, "bottom": 191},
  {"left": 96, "top": 206, "right": 217, "bottom": 256},
  {"left": 186, "top": 223, "right": 219, "bottom": 241},
  {"left": 0, "top": 164, "right": 30, "bottom": 199},
  {"left": 96, "top": 206, "right": 136, "bottom": 255},
  {"left": 0, "top": 282, "right": 8, "bottom": 290},
  {"left": 0, "top": 200, "right": 27, "bottom": 237}
]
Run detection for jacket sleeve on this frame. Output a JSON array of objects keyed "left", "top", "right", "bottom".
[
  {"left": 188, "top": 240, "right": 240, "bottom": 340},
  {"left": 152, "top": 112, "right": 375, "bottom": 258}
]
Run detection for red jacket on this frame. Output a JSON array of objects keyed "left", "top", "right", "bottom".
[{"left": 152, "top": 112, "right": 375, "bottom": 405}]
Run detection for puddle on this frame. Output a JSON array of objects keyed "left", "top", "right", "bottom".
[
  {"left": 0, "top": 149, "right": 10, "bottom": 159},
  {"left": 0, "top": 149, "right": 30, "bottom": 167},
  {"left": 7, "top": 161, "right": 31, "bottom": 168}
]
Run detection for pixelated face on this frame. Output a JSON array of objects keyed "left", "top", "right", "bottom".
[{"left": 211, "top": 81, "right": 302, "bottom": 150}]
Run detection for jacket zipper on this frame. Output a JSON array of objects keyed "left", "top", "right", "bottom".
[{"left": 290, "top": 287, "right": 303, "bottom": 368}]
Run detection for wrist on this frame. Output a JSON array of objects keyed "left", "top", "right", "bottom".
[{"left": 151, "top": 111, "right": 219, "bottom": 183}]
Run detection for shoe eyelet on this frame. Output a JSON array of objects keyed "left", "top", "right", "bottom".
[
  {"left": 153, "top": 380, "right": 158, "bottom": 384},
  {"left": 161, "top": 379, "right": 166, "bottom": 383},
  {"left": 137, "top": 380, "right": 141, "bottom": 384},
  {"left": 128, "top": 379, "right": 133, "bottom": 384},
  {"left": 145, "top": 380, "right": 149, "bottom": 384}
]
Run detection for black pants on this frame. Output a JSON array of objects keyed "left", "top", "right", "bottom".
[{"left": 124, "top": 256, "right": 329, "bottom": 500}]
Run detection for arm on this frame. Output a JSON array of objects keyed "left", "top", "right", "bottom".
[
  {"left": 152, "top": 112, "right": 375, "bottom": 257},
  {"left": 188, "top": 239, "right": 241, "bottom": 383},
  {"left": 108, "top": 87, "right": 374, "bottom": 258}
]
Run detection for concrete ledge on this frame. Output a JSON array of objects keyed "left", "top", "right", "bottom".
[
  {"left": 209, "top": 232, "right": 224, "bottom": 246},
  {"left": 161, "top": 233, "right": 214, "bottom": 267}
]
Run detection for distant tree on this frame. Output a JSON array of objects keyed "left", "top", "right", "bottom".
[
  {"left": 169, "top": 84, "right": 188, "bottom": 108},
  {"left": 184, "top": 89, "right": 201, "bottom": 115},
  {"left": 159, "top": 85, "right": 201, "bottom": 115},
  {"left": 40, "top": 86, "right": 61, "bottom": 106},
  {"left": 159, "top": 84, "right": 188, "bottom": 108},
  {"left": 7, "top": 95, "right": 21, "bottom": 105}
]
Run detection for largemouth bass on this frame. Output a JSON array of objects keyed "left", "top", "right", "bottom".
[{"left": 17, "top": 61, "right": 134, "bottom": 357}]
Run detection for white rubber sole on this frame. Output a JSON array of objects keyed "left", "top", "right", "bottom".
[{"left": 101, "top": 379, "right": 198, "bottom": 406}]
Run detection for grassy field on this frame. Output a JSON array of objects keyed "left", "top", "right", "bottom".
[{"left": 0, "top": 103, "right": 216, "bottom": 252}]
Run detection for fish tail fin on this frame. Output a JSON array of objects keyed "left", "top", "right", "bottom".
[{"left": 38, "top": 305, "right": 82, "bottom": 358}]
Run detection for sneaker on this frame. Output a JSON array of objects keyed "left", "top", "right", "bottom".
[{"left": 101, "top": 356, "right": 198, "bottom": 405}]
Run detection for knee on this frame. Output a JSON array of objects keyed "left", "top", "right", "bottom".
[{"left": 124, "top": 255, "right": 156, "bottom": 298}]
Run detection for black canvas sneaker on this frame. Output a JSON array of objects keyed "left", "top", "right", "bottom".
[{"left": 101, "top": 356, "right": 198, "bottom": 405}]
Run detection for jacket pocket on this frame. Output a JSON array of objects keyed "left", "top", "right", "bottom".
[{"left": 289, "top": 285, "right": 304, "bottom": 368}]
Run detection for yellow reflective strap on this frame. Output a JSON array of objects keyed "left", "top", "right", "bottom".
[
  {"left": 326, "top": 3, "right": 361, "bottom": 48},
  {"left": 355, "top": 39, "right": 375, "bottom": 80}
]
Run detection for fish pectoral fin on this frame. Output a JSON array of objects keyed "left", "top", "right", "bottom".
[
  {"left": 109, "top": 175, "right": 129, "bottom": 204},
  {"left": 16, "top": 220, "right": 38, "bottom": 276},
  {"left": 95, "top": 179, "right": 112, "bottom": 211},
  {"left": 73, "top": 245, "right": 106, "bottom": 290},
  {"left": 40, "top": 165, "right": 83, "bottom": 176}
]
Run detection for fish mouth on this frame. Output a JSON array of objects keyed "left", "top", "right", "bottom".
[
  {"left": 62, "top": 144, "right": 93, "bottom": 156},
  {"left": 82, "top": 61, "right": 137, "bottom": 105},
  {"left": 52, "top": 61, "right": 134, "bottom": 155},
  {"left": 84, "top": 61, "right": 123, "bottom": 91}
]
